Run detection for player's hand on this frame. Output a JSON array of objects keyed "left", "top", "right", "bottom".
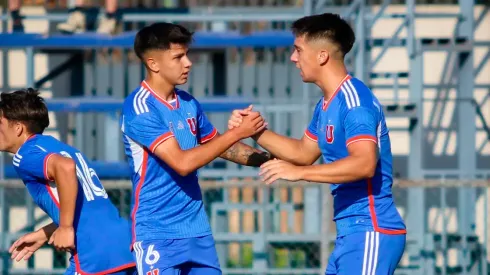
[
  {"left": 233, "top": 110, "right": 267, "bottom": 139},
  {"left": 48, "top": 226, "right": 75, "bottom": 253},
  {"left": 259, "top": 159, "right": 303, "bottom": 185},
  {"left": 9, "top": 230, "right": 47, "bottom": 262},
  {"left": 228, "top": 105, "right": 253, "bottom": 130}
]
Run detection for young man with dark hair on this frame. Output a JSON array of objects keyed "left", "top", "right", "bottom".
[
  {"left": 121, "top": 22, "right": 271, "bottom": 275},
  {"left": 0, "top": 88, "right": 136, "bottom": 275},
  {"left": 229, "top": 13, "right": 406, "bottom": 275}
]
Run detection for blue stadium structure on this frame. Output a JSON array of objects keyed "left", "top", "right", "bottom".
[{"left": 0, "top": 0, "right": 489, "bottom": 274}]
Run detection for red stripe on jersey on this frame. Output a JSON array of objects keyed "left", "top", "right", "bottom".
[
  {"left": 346, "top": 135, "right": 378, "bottom": 147},
  {"left": 45, "top": 181, "right": 59, "bottom": 208},
  {"left": 323, "top": 74, "right": 352, "bottom": 111},
  {"left": 304, "top": 130, "right": 318, "bottom": 142},
  {"left": 43, "top": 153, "right": 55, "bottom": 181},
  {"left": 74, "top": 251, "right": 136, "bottom": 275},
  {"left": 200, "top": 128, "right": 218, "bottom": 144},
  {"left": 131, "top": 151, "right": 148, "bottom": 249},
  {"left": 141, "top": 81, "right": 179, "bottom": 110},
  {"left": 149, "top": 132, "right": 174, "bottom": 153},
  {"left": 367, "top": 179, "right": 407, "bottom": 235}
]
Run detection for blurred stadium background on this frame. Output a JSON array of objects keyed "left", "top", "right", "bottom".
[{"left": 0, "top": 0, "right": 489, "bottom": 274}]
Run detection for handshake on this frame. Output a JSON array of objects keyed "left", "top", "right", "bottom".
[{"left": 227, "top": 105, "right": 267, "bottom": 139}]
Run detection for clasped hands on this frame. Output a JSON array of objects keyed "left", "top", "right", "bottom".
[{"left": 228, "top": 105, "right": 302, "bottom": 185}]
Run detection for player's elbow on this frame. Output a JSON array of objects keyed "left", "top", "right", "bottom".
[
  {"left": 174, "top": 166, "right": 193, "bottom": 177},
  {"left": 358, "top": 157, "right": 377, "bottom": 179},
  {"left": 173, "top": 158, "right": 194, "bottom": 177}
]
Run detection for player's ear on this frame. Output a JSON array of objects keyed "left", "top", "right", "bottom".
[
  {"left": 15, "top": 121, "right": 24, "bottom": 137},
  {"left": 318, "top": 50, "right": 329, "bottom": 65},
  {"left": 145, "top": 57, "right": 159, "bottom": 73}
]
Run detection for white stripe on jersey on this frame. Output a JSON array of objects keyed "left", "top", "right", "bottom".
[
  {"left": 13, "top": 153, "right": 22, "bottom": 167},
  {"left": 134, "top": 241, "right": 144, "bottom": 275},
  {"left": 35, "top": 145, "right": 47, "bottom": 152},
  {"left": 361, "top": 231, "right": 380, "bottom": 275},
  {"left": 125, "top": 135, "right": 144, "bottom": 176},
  {"left": 133, "top": 87, "right": 150, "bottom": 115},
  {"left": 342, "top": 80, "right": 360, "bottom": 109},
  {"left": 48, "top": 181, "right": 60, "bottom": 203}
]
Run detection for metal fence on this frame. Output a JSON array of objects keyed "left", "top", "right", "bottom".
[{"left": 1, "top": 179, "right": 490, "bottom": 275}]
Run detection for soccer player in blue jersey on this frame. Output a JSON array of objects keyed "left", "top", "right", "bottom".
[
  {"left": 0, "top": 89, "right": 136, "bottom": 275},
  {"left": 228, "top": 13, "right": 406, "bottom": 275},
  {"left": 120, "top": 23, "right": 272, "bottom": 275}
]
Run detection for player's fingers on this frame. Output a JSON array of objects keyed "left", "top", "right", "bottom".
[
  {"left": 259, "top": 159, "right": 280, "bottom": 170},
  {"left": 261, "top": 168, "right": 278, "bottom": 184},
  {"left": 254, "top": 119, "right": 265, "bottom": 129},
  {"left": 9, "top": 239, "right": 23, "bottom": 253},
  {"left": 23, "top": 251, "right": 34, "bottom": 261},
  {"left": 247, "top": 111, "right": 261, "bottom": 120},
  {"left": 15, "top": 249, "right": 29, "bottom": 262},
  {"left": 265, "top": 173, "right": 281, "bottom": 185},
  {"left": 255, "top": 123, "right": 268, "bottom": 133},
  {"left": 10, "top": 248, "right": 20, "bottom": 260},
  {"left": 48, "top": 236, "right": 54, "bottom": 245}
]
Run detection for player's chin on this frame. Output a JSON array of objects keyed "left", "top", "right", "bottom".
[{"left": 176, "top": 77, "right": 189, "bottom": 85}]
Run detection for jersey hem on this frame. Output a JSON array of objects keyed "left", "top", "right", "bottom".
[
  {"left": 149, "top": 132, "right": 174, "bottom": 153},
  {"left": 43, "top": 153, "right": 56, "bottom": 181},
  {"left": 133, "top": 231, "right": 213, "bottom": 242},
  {"left": 346, "top": 135, "right": 378, "bottom": 147},
  {"left": 304, "top": 130, "right": 318, "bottom": 142},
  {"left": 74, "top": 257, "right": 135, "bottom": 275},
  {"left": 200, "top": 128, "right": 218, "bottom": 144}
]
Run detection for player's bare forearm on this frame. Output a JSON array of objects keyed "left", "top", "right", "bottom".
[
  {"left": 299, "top": 155, "right": 375, "bottom": 184},
  {"left": 253, "top": 130, "right": 319, "bottom": 165},
  {"left": 47, "top": 155, "right": 77, "bottom": 229},
  {"left": 156, "top": 130, "right": 243, "bottom": 176},
  {"left": 219, "top": 141, "right": 272, "bottom": 167}
]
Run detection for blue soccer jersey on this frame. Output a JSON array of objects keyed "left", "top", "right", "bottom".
[
  {"left": 13, "top": 134, "right": 135, "bottom": 275},
  {"left": 120, "top": 81, "right": 218, "bottom": 246},
  {"left": 305, "top": 75, "right": 406, "bottom": 237}
]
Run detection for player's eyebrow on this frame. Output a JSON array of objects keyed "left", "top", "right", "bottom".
[{"left": 294, "top": 44, "right": 302, "bottom": 50}]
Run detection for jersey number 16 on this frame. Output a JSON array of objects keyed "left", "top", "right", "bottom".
[{"left": 60, "top": 151, "right": 109, "bottom": 202}]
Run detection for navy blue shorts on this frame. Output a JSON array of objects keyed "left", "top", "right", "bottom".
[{"left": 326, "top": 231, "right": 406, "bottom": 275}]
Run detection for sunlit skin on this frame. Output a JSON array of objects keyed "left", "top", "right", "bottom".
[
  {"left": 141, "top": 43, "right": 192, "bottom": 101},
  {"left": 0, "top": 115, "right": 76, "bottom": 259},
  {"left": 229, "top": 34, "right": 378, "bottom": 185},
  {"left": 0, "top": 116, "right": 30, "bottom": 154}
]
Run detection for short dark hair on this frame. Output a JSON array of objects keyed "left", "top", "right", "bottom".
[
  {"left": 0, "top": 88, "right": 50, "bottom": 134},
  {"left": 291, "top": 13, "right": 355, "bottom": 57},
  {"left": 133, "top": 22, "right": 193, "bottom": 60}
]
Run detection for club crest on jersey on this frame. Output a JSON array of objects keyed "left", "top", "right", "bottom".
[
  {"left": 186, "top": 117, "right": 197, "bottom": 136},
  {"left": 146, "top": 269, "right": 159, "bottom": 275},
  {"left": 326, "top": 125, "right": 334, "bottom": 144}
]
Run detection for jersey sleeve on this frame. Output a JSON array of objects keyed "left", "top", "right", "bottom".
[
  {"left": 123, "top": 112, "right": 175, "bottom": 153},
  {"left": 304, "top": 99, "right": 322, "bottom": 142},
  {"left": 195, "top": 99, "right": 218, "bottom": 144},
  {"left": 14, "top": 147, "right": 55, "bottom": 182},
  {"left": 343, "top": 106, "right": 379, "bottom": 147}
]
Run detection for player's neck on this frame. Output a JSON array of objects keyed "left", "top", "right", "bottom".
[
  {"left": 317, "top": 64, "right": 349, "bottom": 101},
  {"left": 9, "top": 134, "right": 33, "bottom": 154},
  {"left": 144, "top": 76, "right": 176, "bottom": 102}
]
